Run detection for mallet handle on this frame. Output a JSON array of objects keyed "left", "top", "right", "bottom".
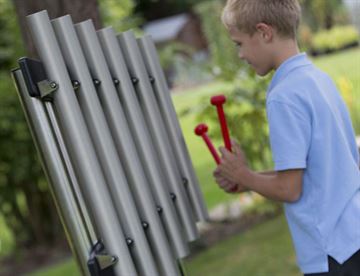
[
  {"left": 216, "top": 105, "right": 231, "bottom": 151},
  {"left": 211, "top": 95, "right": 231, "bottom": 152},
  {"left": 202, "top": 133, "right": 221, "bottom": 165}
]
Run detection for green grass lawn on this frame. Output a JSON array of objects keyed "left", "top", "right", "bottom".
[
  {"left": 31, "top": 259, "right": 80, "bottom": 276},
  {"left": 312, "top": 47, "right": 360, "bottom": 134},
  {"left": 313, "top": 47, "right": 360, "bottom": 96},
  {"left": 6, "top": 47, "right": 360, "bottom": 275},
  {"left": 184, "top": 215, "right": 300, "bottom": 276}
]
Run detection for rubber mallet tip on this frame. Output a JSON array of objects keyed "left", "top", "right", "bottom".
[
  {"left": 210, "top": 94, "right": 226, "bottom": 105},
  {"left": 194, "top": 123, "right": 208, "bottom": 136}
]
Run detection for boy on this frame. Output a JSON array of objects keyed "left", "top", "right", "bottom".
[{"left": 214, "top": 0, "right": 360, "bottom": 275}]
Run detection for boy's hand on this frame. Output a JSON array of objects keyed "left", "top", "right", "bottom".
[
  {"left": 213, "top": 168, "right": 248, "bottom": 193},
  {"left": 217, "top": 140, "right": 248, "bottom": 185},
  {"left": 212, "top": 140, "right": 250, "bottom": 193}
]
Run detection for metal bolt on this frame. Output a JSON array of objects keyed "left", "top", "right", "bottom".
[
  {"left": 170, "top": 193, "right": 177, "bottom": 201},
  {"left": 111, "top": 256, "right": 118, "bottom": 263},
  {"left": 182, "top": 178, "right": 188, "bottom": 185},
  {"left": 157, "top": 206, "right": 163, "bottom": 214},
  {"left": 113, "top": 78, "right": 120, "bottom": 85},
  {"left": 126, "top": 238, "right": 134, "bottom": 246},
  {"left": 93, "top": 79, "right": 101, "bottom": 86},
  {"left": 142, "top": 221, "right": 149, "bottom": 230},
  {"left": 50, "top": 82, "right": 57, "bottom": 89},
  {"left": 72, "top": 80, "right": 80, "bottom": 91},
  {"left": 131, "top": 77, "right": 138, "bottom": 84},
  {"left": 149, "top": 76, "right": 155, "bottom": 83}
]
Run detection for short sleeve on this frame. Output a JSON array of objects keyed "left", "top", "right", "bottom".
[{"left": 267, "top": 101, "right": 311, "bottom": 171}]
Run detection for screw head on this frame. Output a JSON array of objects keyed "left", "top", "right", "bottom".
[
  {"left": 157, "top": 206, "right": 163, "bottom": 214},
  {"left": 126, "top": 238, "right": 134, "bottom": 246},
  {"left": 50, "top": 82, "right": 57, "bottom": 89},
  {"left": 142, "top": 222, "right": 149, "bottom": 229},
  {"left": 131, "top": 77, "right": 138, "bottom": 84}
]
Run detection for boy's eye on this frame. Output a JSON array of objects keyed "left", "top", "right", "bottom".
[{"left": 235, "top": 42, "right": 242, "bottom": 48}]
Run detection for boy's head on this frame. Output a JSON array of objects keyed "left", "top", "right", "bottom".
[
  {"left": 222, "top": 0, "right": 301, "bottom": 39},
  {"left": 222, "top": 0, "right": 301, "bottom": 76}
]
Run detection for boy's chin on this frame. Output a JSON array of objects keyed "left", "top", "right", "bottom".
[{"left": 254, "top": 67, "right": 272, "bottom": 77}]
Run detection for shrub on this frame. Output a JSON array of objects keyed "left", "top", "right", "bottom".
[
  {"left": 311, "top": 25, "right": 359, "bottom": 54},
  {"left": 194, "top": 0, "right": 240, "bottom": 81},
  {"left": 195, "top": 71, "right": 273, "bottom": 171}
]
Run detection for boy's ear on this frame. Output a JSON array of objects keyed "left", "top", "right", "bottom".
[{"left": 255, "top": 23, "right": 273, "bottom": 42}]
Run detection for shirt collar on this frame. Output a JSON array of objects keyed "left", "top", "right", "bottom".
[{"left": 267, "top": 53, "right": 312, "bottom": 95}]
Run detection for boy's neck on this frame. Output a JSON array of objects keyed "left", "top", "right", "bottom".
[{"left": 273, "top": 39, "right": 300, "bottom": 70}]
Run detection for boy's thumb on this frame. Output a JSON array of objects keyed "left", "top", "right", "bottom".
[{"left": 233, "top": 141, "right": 242, "bottom": 155}]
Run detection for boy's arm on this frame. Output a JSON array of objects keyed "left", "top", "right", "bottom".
[
  {"left": 259, "top": 171, "right": 276, "bottom": 176},
  {"left": 234, "top": 168, "right": 303, "bottom": 203},
  {"left": 215, "top": 144, "right": 303, "bottom": 203}
]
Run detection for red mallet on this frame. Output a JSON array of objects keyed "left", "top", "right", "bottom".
[
  {"left": 211, "top": 94, "right": 232, "bottom": 152},
  {"left": 195, "top": 123, "right": 238, "bottom": 193},
  {"left": 195, "top": 123, "right": 221, "bottom": 165}
]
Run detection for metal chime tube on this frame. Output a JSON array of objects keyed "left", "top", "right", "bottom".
[
  {"left": 44, "top": 102, "right": 97, "bottom": 244},
  {"left": 51, "top": 15, "right": 161, "bottom": 276},
  {"left": 26, "top": 10, "right": 137, "bottom": 276},
  {"left": 96, "top": 27, "right": 189, "bottom": 259},
  {"left": 138, "top": 35, "right": 209, "bottom": 222},
  {"left": 117, "top": 31, "right": 198, "bottom": 242},
  {"left": 12, "top": 69, "right": 92, "bottom": 276}
]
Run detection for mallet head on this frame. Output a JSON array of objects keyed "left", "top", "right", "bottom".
[
  {"left": 194, "top": 123, "right": 208, "bottom": 136},
  {"left": 210, "top": 94, "right": 226, "bottom": 106}
]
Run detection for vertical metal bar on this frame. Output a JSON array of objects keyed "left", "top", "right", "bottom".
[
  {"left": 26, "top": 10, "right": 137, "bottom": 276},
  {"left": 95, "top": 26, "right": 189, "bottom": 259},
  {"left": 51, "top": 15, "right": 159, "bottom": 276},
  {"left": 138, "top": 35, "right": 209, "bottom": 222},
  {"left": 117, "top": 31, "right": 199, "bottom": 242},
  {"left": 45, "top": 101, "right": 98, "bottom": 244},
  {"left": 12, "top": 69, "right": 91, "bottom": 276}
]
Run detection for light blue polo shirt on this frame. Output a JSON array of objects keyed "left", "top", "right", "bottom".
[{"left": 266, "top": 53, "right": 360, "bottom": 274}]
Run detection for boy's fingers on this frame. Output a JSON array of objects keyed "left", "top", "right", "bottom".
[
  {"left": 230, "top": 138, "right": 238, "bottom": 146},
  {"left": 219, "top": 146, "right": 230, "bottom": 157},
  {"left": 233, "top": 143, "right": 242, "bottom": 155},
  {"left": 229, "top": 138, "right": 242, "bottom": 155}
]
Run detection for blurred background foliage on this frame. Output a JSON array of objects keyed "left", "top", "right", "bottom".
[
  {"left": 0, "top": 0, "right": 60, "bottom": 256},
  {"left": 0, "top": 0, "right": 359, "bottom": 274},
  {"left": 99, "top": 0, "right": 143, "bottom": 32}
]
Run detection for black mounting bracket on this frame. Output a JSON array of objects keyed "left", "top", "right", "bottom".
[{"left": 87, "top": 240, "right": 118, "bottom": 276}]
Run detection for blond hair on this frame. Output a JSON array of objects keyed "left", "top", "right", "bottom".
[{"left": 221, "top": 0, "right": 301, "bottom": 38}]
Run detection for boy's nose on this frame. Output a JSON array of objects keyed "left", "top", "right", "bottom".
[{"left": 238, "top": 51, "right": 245, "bottom": 60}]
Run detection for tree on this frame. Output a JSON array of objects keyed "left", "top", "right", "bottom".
[
  {"left": 134, "top": 0, "right": 208, "bottom": 21},
  {"left": 12, "top": 0, "right": 102, "bottom": 58}
]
